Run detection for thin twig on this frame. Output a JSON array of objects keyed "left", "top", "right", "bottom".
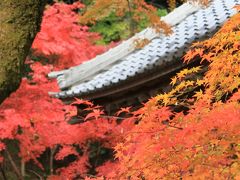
[
  {"left": 0, "top": 164, "right": 7, "bottom": 180},
  {"left": 27, "top": 169, "right": 44, "bottom": 180},
  {"left": 21, "top": 160, "right": 25, "bottom": 177},
  {"left": 167, "top": 124, "right": 183, "bottom": 130},
  {"left": 69, "top": 115, "right": 128, "bottom": 124},
  {"left": 100, "top": 115, "right": 126, "bottom": 120},
  {"left": 50, "top": 146, "right": 57, "bottom": 175},
  {"left": 5, "top": 149, "right": 23, "bottom": 180}
]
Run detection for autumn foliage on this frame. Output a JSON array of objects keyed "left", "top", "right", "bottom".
[
  {"left": 31, "top": 2, "right": 108, "bottom": 69},
  {"left": 0, "top": 2, "right": 131, "bottom": 179},
  {"left": 0, "top": 1, "right": 240, "bottom": 180},
  {"left": 105, "top": 6, "right": 240, "bottom": 179},
  {"left": 79, "top": 0, "right": 172, "bottom": 35}
]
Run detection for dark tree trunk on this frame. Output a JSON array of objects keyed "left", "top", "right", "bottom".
[{"left": 0, "top": 0, "right": 46, "bottom": 103}]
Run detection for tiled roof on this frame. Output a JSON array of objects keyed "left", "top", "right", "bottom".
[{"left": 48, "top": 0, "right": 239, "bottom": 99}]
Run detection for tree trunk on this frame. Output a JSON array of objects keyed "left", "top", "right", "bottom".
[{"left": 0, "top": 0, "right": 46, "bottom": 103}]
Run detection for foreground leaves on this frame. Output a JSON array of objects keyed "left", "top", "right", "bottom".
[
  {"left": 106, "top": 9, "right": 240, "bottom": 180},
  {"left": 1, "top": 1, "right": 240, "bottom": 180}
]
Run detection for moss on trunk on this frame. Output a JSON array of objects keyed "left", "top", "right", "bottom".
[{"left": 0, "top": 0, "right": 46, "bottom": 103}]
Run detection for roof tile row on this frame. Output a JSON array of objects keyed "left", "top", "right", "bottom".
[{"left": 50, "top": 0, "right": 239, "bottom": 99}]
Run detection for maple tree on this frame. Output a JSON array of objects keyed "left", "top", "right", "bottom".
[
  {"left": 0, "top": 0, "right": 239, "bottom": 179},
  {"left": 0, "top": 2, "right": 132, "bottom": 179}
]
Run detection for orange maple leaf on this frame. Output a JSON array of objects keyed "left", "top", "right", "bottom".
[{"left": 201, "top": 53, "right": 215, "bottom": 62}]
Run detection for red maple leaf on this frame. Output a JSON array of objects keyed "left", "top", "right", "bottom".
[
  {"left": 116, "top": 107, "right": 132, "bottom": 116},
  {"left": 71, "top": 98, "right": 94, "bottom": 107}
]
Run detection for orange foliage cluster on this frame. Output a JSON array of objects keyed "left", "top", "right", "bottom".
[
  {"left": 79, "top": 0, "right": 171, "bottom": 34},
  {"left": 92, "top": 6, "right": 240, "bottom": 180}
]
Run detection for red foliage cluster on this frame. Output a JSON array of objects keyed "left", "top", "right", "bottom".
[
  {"left": 0, "top": 2, "right": 133, "bottom": 179},
  {"left": 32, "top": 2, "right": 108, "bottom": 69}
]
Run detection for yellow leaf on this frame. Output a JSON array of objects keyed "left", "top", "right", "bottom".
[
  {"left": 170, "top": 76, "right": 177, "bottom": 86},
  {"left": 193, "top": 89, "right": 203, "bottom": 100}
]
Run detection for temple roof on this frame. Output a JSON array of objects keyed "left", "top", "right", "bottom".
[{"left": 48, "top": 0, "right": 239, "bottom": 100}]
